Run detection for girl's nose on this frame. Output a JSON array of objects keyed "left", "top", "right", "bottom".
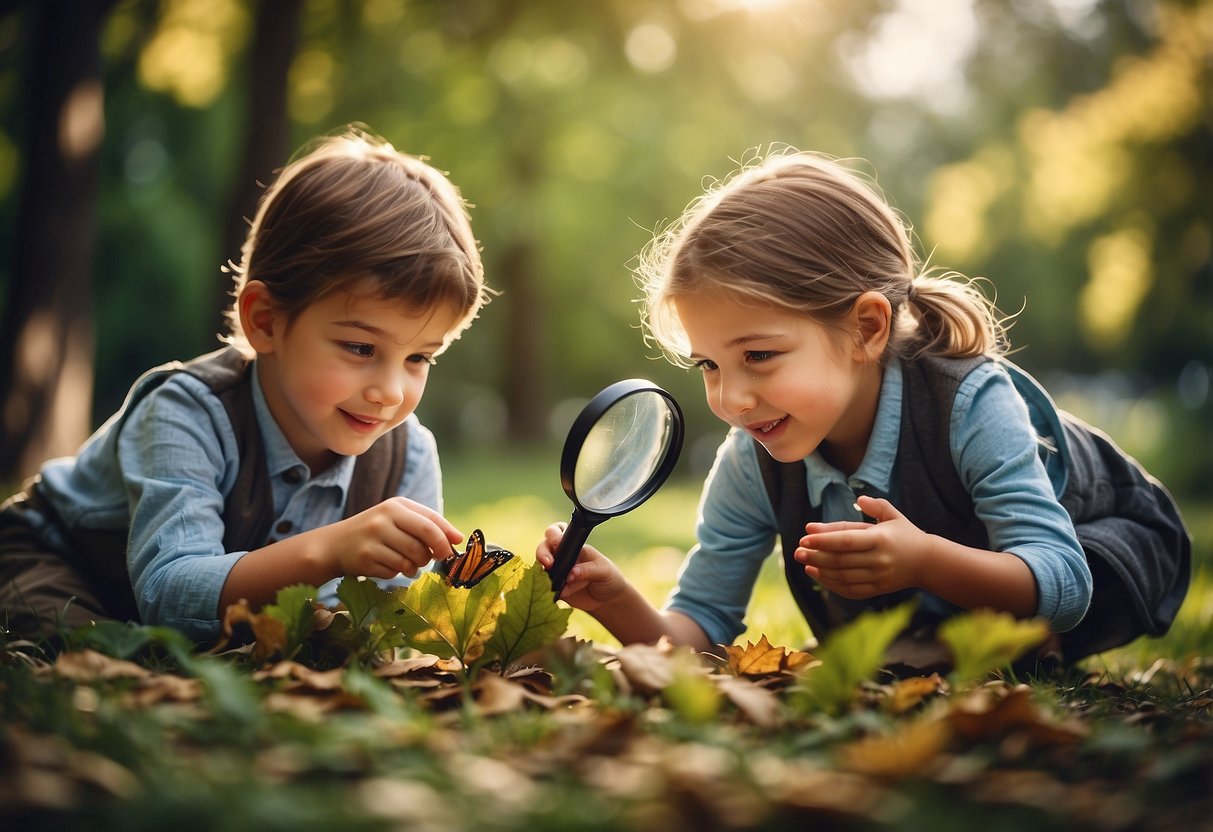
[{"left": 716, "top": 373, "right": 755, "bottom": 419}]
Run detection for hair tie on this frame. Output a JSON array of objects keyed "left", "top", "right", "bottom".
[{"left": 906, "top": 282, "right": 918, "bottom": 303}]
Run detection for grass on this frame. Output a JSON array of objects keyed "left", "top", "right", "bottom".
[{"left": 1, "top": 446, "right": 1209, "bottom": 831}]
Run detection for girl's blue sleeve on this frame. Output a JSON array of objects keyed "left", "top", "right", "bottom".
[
  {"left": 664, "top": 428, "right": 780, "bottom": 647},
  {"left": 951, "top": 363, "right": 1092, "bottom": 631}
]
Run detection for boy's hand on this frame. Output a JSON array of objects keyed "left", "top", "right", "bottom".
[
  {"left": 793, "top": 495, "right": 930, "bottom": 599},
  {"left": 535, "top": 523, "right": 629, "bottom": 612},
  {"left": 326, "top": 497, "right": 463, "bottom": 580}
]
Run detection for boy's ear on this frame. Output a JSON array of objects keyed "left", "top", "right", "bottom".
[
  {"left": 238, "top": 281, "right": 279, "bottom": 354},
  {"left": 850, "top": 291, "right": 892, "bottom": 361}
]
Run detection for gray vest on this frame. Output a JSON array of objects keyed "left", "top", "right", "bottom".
[
  {"left": 758, "top": 355, "right": 1190, "bottom": 660},
  {"left": 43, "top": 347, "right": 410, "bottom": 621}
]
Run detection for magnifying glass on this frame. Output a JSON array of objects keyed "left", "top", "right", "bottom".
[{"left": 547, "top": 378, "right": 685, "bottom": 601}]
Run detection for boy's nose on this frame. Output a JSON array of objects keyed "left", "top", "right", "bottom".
[{"left": 366, "top": 372, "right": 406, "bottom": 407}]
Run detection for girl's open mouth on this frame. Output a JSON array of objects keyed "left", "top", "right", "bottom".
[{"left": 749, "top": 416, "right": 786, "bottom": 435}]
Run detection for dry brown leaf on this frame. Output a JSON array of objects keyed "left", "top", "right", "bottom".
[
  {"left": 712, "top": 674, "right": 782, "bottom": 728},
  {"left": 216, "top": 599, "right": 288, "bottom": 662},
  {"left": 836, "top": 716, "right": 953, "bottom": 779},
  {"left": 887, "top": 673, "right": 947, "bottom": 715},
  {"left": 53, "top": 649, "right": 150, "bottom": 681},
  {"left": 723, "top": 634, "right": 818, "bottom": 679},
  {"left": 948, "top": 683, "right": 1087, "bottom": 747},
  {"left": 614, "top": 641, "right": 679, "bottom": 694}
]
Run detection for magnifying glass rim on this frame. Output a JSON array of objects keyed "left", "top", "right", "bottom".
[{"left": 559, "top": 378, "right": 685, "bottom": 518}]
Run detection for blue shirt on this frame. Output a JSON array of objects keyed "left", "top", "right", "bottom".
[
  {"left": 33, "top": 362, "right": 442, "bottom": 641},
  {"left": 666, "top": 358, "right": 1093, "bottom": 646}
]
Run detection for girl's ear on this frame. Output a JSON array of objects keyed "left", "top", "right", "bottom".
[
  {"left": 850, "top": 291, "right": 892, "bottom": 361},
  {"left": 238, "top": 281, "right": 279, "bottom": 354}
]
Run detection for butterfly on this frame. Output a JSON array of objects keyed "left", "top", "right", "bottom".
[{"left": 442, "top": 528, "right": 514, "bottom": 589}]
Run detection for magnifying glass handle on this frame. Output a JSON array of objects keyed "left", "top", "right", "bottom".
[{"left": 548, "top": 513, "right": 594, "bottom": 602}]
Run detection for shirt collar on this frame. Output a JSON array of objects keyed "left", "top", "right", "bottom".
[
  {"left": 251, "top": 361, "right": 355, "bottom": 496},
  {"left": 803, "top": 359, "right": 903, "bottom": 505}
]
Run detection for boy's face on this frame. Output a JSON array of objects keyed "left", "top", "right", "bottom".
[{"left": 251, "top": 283, "right": 459, "bottom": 472}]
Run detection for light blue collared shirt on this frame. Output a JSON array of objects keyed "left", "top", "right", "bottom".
[
  {"left": 666, "top": 358, "right": 1092, "bottom": 646},
  {"left": 34, "top": 360, "right": 442, "bottom": 642}
]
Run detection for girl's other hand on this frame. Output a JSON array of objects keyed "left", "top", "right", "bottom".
[
  {"left": 326, "top": 497, "right": 463, "bottom": 580},
  {"left": 793, "top": 495, "right": 930, "bottom": 599},
  {"left": 535, "top": 523, "right": 628, "bottom": 612}
]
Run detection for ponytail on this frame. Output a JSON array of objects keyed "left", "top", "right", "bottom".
[{"left": 897, "top": 270, "right": 1009, "bottom": 360}]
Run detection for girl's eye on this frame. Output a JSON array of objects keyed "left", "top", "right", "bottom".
[
  {"left": 343, "top": 342, "right": 374, "bottom": 358},
  {"left": 408, "top": 354, "right": 437, "bottom": 366},
  {"left": 746, "top": 350, "right": 777, "bottom": 363},
  {"left": 692, "top": 359, "right": 718, "bottom": 372}
]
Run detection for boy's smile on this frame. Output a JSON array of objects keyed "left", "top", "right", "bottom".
[{"left": 247, "top": 281, "right": 459, "bottom": 473}]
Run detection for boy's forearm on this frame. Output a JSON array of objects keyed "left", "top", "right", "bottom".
[{"left": 217, "top": 530, "right": 335, "bottom": 613}]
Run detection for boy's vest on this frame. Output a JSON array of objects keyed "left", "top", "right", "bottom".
[
  {"left": 35, "top": 347, "right": 410, "bottom": 621},
  {"left": 757, "top": 355, "right": 1191, "bottom": 660}
]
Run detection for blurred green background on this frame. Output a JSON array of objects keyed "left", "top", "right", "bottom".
[{"left": 1, "top": 0, "right": 1209, "bottom": 648}]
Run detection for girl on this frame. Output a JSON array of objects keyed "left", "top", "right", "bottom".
[
  {"left": 537, "top": 151, "right": 1189, "bottom": 668},
  {"left": 0, "top": 127, "right": 491, "bottom": 643}
]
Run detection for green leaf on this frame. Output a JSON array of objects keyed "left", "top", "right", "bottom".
[
  {"left": 381, "top": 569, "right": 509, "bottom": 664},
  {"left": 263, "top": 584, "right": 319, "bottom": 659},
  {"left": 485, "top": 560, "right": 572, "bottom": 669},
  {"left": 939, "top": 610, "right": 1050, "bottom": 687},
  {"left": 336, "top": 576, "right": 392, "bottom": 629},
  {"left": 790, "top": 601, "right": 916, "bottom": 716}
]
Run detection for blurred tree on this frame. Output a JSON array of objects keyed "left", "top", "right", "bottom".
[
  {"left": 0, "top": 0, "right": 118, "bottom": 483},
  {"left": 215, "top": 0, "right": 304, "bottom": 333}
]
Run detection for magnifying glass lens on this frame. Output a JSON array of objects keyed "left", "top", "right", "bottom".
[
  {"left": 548, "top": 380, "right": 684, "bottom": 601},
  {"left": 574, "top": 396, "right": 674, "bottom": 513}
]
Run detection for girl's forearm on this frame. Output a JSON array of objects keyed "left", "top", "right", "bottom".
[
  {"left": 592, "top": 585, "right": 713, "bottom": 651},
  {"left": 919, "top": 534, "right": 1039, "bottom": 618}
]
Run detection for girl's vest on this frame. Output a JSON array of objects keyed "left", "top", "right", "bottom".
[
  {"left": 757, "top": 355, "right": 1191, "bottom": 660},
  {"left": 33, "top": 347, "right": 409, "bottom": 621}
]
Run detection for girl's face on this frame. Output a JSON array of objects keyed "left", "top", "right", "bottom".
[
  {"left": 249, "top": 282, "right": 459, "bottom": 473},
  {"left": 674, "top": 290, "right": 884, "bottom": 472}
]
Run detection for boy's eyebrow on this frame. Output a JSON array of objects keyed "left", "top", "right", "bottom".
[{"left": 333, "top": 319, "right": 446, "bottom": 349}]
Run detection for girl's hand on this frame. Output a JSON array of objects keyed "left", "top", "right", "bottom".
[
  {"left": 793, "top": 495, "right": 931, "bottom": 599},
  {"left": 535, "top": 523, "right": 630, "bottom": 612},
  {"left": 323, "top": 497, "right": 463, "bottom": 580}
]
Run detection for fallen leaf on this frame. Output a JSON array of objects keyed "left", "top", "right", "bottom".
[
  {"left": 836, "top": 716, "right": 953, "bottom": 779},
  {"left": 947, "top": 683, "right": 1087, "bottom": 747},
  {"left": 53, "top": 649, "right": 149, "bottom": 681},
  {"left": 723, "top": 634, "right": 818, "bottom": 680},
  {"left": 713, "top": 674, "right": 782, "bottom": 728},
  {"left": 886, "top": 673, "right": 946, "bottom": 715}
]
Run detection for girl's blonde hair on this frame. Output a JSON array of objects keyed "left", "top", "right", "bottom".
[
  {"left": 636, "top": 150, "right": 1008, "bottom": 365},
  {"left": 223, "top": 126, "right": 488, "bottom": 357}
]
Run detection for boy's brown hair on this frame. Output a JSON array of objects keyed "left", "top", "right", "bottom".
[{"left": 224, "top": 126, "right": 487, "bottom": 356}]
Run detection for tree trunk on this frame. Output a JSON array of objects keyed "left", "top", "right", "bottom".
[
  {"left": 0, "top": 0, "right": 117, "bottom": 484},
  {"left": 214, "top": 0, "right": 304, "bottom": 333}
]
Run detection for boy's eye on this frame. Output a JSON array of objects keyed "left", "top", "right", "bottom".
[
  {"left": 692, "top": 358, "right": 718, "bottom": 372},
  {"left": 408, "top": 354, "right": 437, "bottom": 366},
  {"left": 343, "top": 342, "right": 374, "bottom": 358}
]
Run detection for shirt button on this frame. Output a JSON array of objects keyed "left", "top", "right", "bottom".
[
  {"left": 276, "top": 520, "right": 294, "bottom": 534},
  {"left": 282, "top": 469, "right": 302, "bottom": 484}
]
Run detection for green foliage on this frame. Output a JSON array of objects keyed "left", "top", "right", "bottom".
[
  {"left": 939, "top": 609, "right": 1051, "bottom": 687},
  {"left": 486, "top": 559, "right": 573, "bottom": 669},
  {"left": 789, "top": 602, "right": 916, "bottom": 717}
]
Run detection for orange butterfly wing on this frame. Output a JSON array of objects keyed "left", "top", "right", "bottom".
[{"left": 444, "top": 528, "right": 514, "bottom": 588}]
